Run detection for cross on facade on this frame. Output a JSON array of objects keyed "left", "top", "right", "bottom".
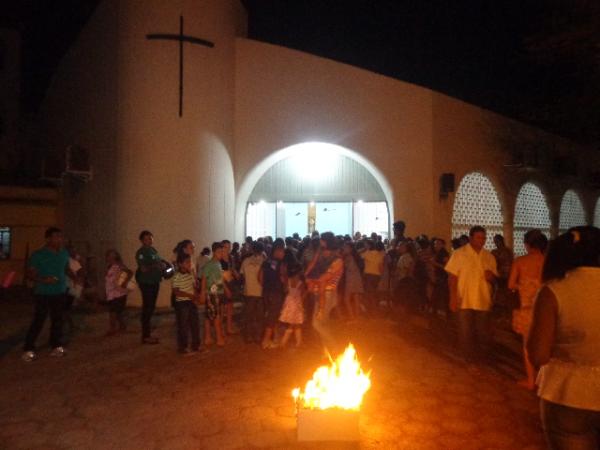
[{"left": 146, "top": 16, "right": 215, "bottom": 117}]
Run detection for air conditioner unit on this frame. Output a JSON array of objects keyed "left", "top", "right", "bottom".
[
  {"left": 40, "top": 145, "right": 93, "bottom": 184},
  {"left": 65, "top": 145, "right": 93, "bottom": 182}
]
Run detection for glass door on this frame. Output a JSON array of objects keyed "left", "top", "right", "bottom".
[{"left": 315, "top": 202, "right": 352, "bottom": 236}]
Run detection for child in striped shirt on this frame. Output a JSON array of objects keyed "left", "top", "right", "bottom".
[{"left": 172, "top": 253, "right": 201, "bottom": 354}]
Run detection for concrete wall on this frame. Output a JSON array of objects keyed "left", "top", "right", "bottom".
[
  {"left": 234, "top": 38, "right": 599, "bottom": 247},
  {"left": 40, "top": 0, "right": 246, "bottom": 305},
  {"left": 431, "top": 94, "right": 514, "bottom": 243},
  {"left": 112, "top": 0, "right": 244, "bottom": 305},
  {"left": 431, "top": 92, "right": 600, "bottom": 246},
  {"left": 233, "top": 38, "right": 434, "bottom": 240},
  {"left": 38, "top": 0, "right": 120, "bottom": 289}
]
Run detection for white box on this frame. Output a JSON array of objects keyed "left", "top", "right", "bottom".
[{"left": 296, "top": 407, "right": 360, "bottom": 442}]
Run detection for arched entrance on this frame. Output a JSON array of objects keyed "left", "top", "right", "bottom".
[
  {"left": 451, "top": 172, "right": 504, "bottom": 249},
  {"left": 235, "top": 142, "right": 394, "bottom": 240}
]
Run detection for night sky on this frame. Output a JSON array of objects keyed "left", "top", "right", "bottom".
[{"left": 4, "top": 0, "right": 599, "bottom": 146}]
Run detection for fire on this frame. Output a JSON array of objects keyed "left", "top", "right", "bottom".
[{"left": 292, "top": 343, "right": 371, "bottom": 411}]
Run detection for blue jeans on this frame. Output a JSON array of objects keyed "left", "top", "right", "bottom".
[
  {"left": 24, "top": 294, "right": 65, "bottom": 351},
  {"left": 139, "top": 283, "right": 159, "bottom": 338},
  {"left": 541, "top": 399, "right": 600, "bottom": 450},
  {"left": 264, "top": 291, "right": 283, "bottom": 327},
  {"left": 174, "top": 301, "right": 200, "bottom": 351},
  {"left": 242, "top": 296, "right": 264, "bottom": 343}
]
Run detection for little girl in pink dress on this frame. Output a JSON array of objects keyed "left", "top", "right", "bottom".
[{"left": 278, "top": 266, "right": 305, "bottom": 348}]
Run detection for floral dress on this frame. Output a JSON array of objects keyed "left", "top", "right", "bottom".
[
  {"left": 279, "top": 280, "right": 304, "bottom": 325},
  {"left": 105, "top": 264, "right": 128, "bottom": 301},
  {"left": 344, "top": 255, "right": 364, "bottom": 295}
]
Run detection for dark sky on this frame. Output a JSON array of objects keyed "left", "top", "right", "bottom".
[
  {"left": 244, "top": 1, "right": 532, "bottom": 105},
  {"left": 2, "top": 1, "right": 99, "bottom": 115},
  {"left": 242, "top": 0, "right": 600, "bottom": 146},
  {"left": 4, "top": 0, "right": 599, "bottom": 145}
]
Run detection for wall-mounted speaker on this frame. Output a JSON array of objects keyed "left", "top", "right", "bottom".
[{"left": 440, "top": 173, "right": 455, "bottom": 196}]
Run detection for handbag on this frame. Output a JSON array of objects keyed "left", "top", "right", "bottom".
[
  {"left": 118, "top": 269, "right": 137, "bottom": 291},
  {"left": 124, "top": 278, "right": 137, "bottom": 291}
]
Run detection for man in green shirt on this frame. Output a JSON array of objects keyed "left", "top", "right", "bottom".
[
  {"left": 22, "top": 227, "right": 71, "bottom": 362},
  {"left": 135, "top": 230, "right": 164, "bottom": 344}
]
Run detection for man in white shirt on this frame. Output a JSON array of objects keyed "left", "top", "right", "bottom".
[
  {"left": 240, "top": 241, "right": 265, "bottom": 344},
  {"left": 445, "top": 226, "right": 498, "bottom": 363}
]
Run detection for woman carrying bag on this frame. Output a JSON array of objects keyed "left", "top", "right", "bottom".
[{"left": 104, "top": 249, "right": 134, "bottom": 336}]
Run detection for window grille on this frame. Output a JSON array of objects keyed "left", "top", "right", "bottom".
[
  {"left": 451, "top": 172, "right": 504, "bottom": 249},
  {"left": 559, "top": 190, "right": 587, "bottom": 233},
  {"left": 513, "top": 183, "right": 552, "bottom": 256}
]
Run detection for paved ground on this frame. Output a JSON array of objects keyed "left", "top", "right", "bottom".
[{"left": 0, "top": 295, "right": 546, "bottom": 449}]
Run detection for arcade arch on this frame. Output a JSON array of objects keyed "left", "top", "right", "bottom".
[
  {"left": 451, "top": 172, "right": 504, "bottom": 249},
  {"left": 559, "top": 190, "right": 587, "bottom": 234},
  {"left": 513, "top": 182, "right": 551, "bottom": 256}
]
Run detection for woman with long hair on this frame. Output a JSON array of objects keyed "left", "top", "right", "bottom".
[
  {"left": 173, "top": 240, "right": 196, "bottom": 275},
  {"left": 342, "top": 241, "right": 364, "bottom": 320},
  {"left": 528, "top": 226, "right": 600, "bottom": 449},
  {"left": 508, "top": 229, "right": 548, "bottom": 390}
]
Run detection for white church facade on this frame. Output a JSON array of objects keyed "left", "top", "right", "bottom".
[{"left": 36, "top": 0, "right": 600, "bottom": 304}]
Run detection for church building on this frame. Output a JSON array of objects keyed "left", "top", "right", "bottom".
[{"left": 36, "top": 0, "right": 600, "bottom": 305}]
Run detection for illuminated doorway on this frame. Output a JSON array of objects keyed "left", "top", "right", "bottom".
[
  {"left": 245, "top": 200, "right": 388, "bottom": 239},
  {"left": 241, "top": 143, "right": 392, "bottom": 240}
]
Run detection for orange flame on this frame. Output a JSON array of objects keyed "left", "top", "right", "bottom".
[{"left": 292, "top": 343, "right": 371, "bottom": 410}]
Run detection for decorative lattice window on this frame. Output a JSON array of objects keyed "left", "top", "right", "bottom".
[
  {"left": 559, "top": 190, "right": 587, "bottom": 233},
  {"left": 594, "top": 197, "right": 600, "bottom": 228},
  {"left": 451, "top": 172, "right": 504, "bottom": 249},
  {"left": 513, "top": 183, "right": 552, "bottom": 256}
]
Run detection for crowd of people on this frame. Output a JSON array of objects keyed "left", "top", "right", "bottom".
[
  {"left": 18, "top": 220, "right": 600, "bottom": 449},
  {"left": 18, "top": 222, "right": 460, "bottom": 357}
]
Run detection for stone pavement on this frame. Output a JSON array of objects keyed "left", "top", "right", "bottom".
[{"left": 0, "top": 302, "right": 546, "bottom": 449}]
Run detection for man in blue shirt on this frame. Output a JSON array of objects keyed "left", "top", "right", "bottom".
[{"left": 22, "top": 227, "right": 71, "bottom": 362}]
